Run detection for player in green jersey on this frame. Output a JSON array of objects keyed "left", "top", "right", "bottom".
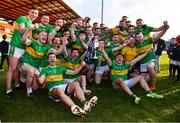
[
  {"left": 64, "top": 49, "right": 91, "bottom": 95},
  {"left": 80, "top": 34, "right": 100, "bottom": 83},
  {"left": 85, "top": 26, "right": 94, "bottom": 42},
  {"left": 39, "top": 36, "right": 68, "bottom": 70},
  {"left": 61, "top": 28, "right": 74, "bottom": 55},
  {"left": 71, "top": 31, "right": 88, "bottom": 56},
  {"left": 94, "top": 40, "right": 125, "bottom": 85},
  {"left": 21, "top": 29, "right": 65, "bottom": 98},
  {"left": 32, "top": 15, "right": 54, "bottom": 44},
  {"left": 106, "top": 34, "right": 126, "bottom": 61},
  {"left": 6, "top": 7, "right": 39, "bottom": 99},
  {"left": 101, "top": 47, "right": 163, "bottom": 104},
  {"left": 37, "top": 53, "right": 98, "bottom": 117},
  {"left": 136, "top": 19, "right": 167, "bottom": 40},
  {"left": 70, "top": 18, "right": 85, "bottom": 38},
  {"left": 94, "top": 41, "right": 110, "bottom": 84},
  {"left": 135, "top": 22, "right": 169, "bottom": 91},
  {"left": 100, "top": 27, "right": 112, "bottom": 47},
  {"left": 47, "top": 17, "right": 65, "bottom": 44}
]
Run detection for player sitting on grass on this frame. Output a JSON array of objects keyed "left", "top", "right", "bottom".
[
  {"left": 37, "top": 53, "right": 98, "bottom": 117},
  {"left": 64, "top": 48, "right": 91, "bottom": 95},
  {"left": 100, "top": 43, "right": 163, "bottom": 104}
]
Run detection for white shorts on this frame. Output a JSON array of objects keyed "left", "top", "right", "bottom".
[
  {"left": 140, "top": 63, "right": 148, "bottom": 73},
  {"left": 113, "top": 78, "right": 136, "bottom": 90},
  {"left": 95, "top": 65, "right": 110, "bottom": 75},
  {"left": 21, "top": 63, "right": 39, "bottom": 71},
  {"left": 64, "top": 78, "right": 77, "bottom": 84},
  {"left": 20, "top": 63, "right": 39, "bottom": 78},
  {"left": 49, "top": 84, "right": 68, "bottom": 92},
  {"left": 140, "top": 61, "right": 156, "bottom": 73},
  {"left": 8, "top": 45, "right": 25, "bottom": 59}
]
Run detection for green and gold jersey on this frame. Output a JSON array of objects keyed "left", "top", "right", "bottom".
[
  {"left": 39, "top": 44, "right": 54, "bottom": 68},
  {"left": 135, "top": 38, "right": 156, "bottom": 64},
  {"left": 39, "top": 45, "right": 63, "bottom": 68},
  {"left": 64, "top": 56, "right": 81, "bottom": 79},
  {"left": 10, "top": 16, "right": 32, "bottom": 49},
  {"left": 32, "top": 24, "right": 54, "bottom": 40},
  {"left": 39, "top": 54, "right": 49, "bottom": 68},
  {"left": 66, "top": 39, "right": 73, "bottom": 49},
  {"left": 110, "top": 28, "right": 119, "bottom": 34},
  {"left": 41, "top": 66, "right": 67, "bottom": 91},
  {"left": 106, "top": 43, "right": 121, "bottom": 60},
  {"left": 110, "top": 28, "right": 127, "bottom": 44},
  {"left": 94, "top": 50, "right": 108, "bottom": 67},
  {"left": 72, "top": 39, "right": 87, "bottom": 55},
  {"left": 22, "top": 39, "right": 51, "bottom": 68},
  {"left": 110, "top": 62, "right": 130, "bottom": 85},
  {"left": 121, "top": 46, "right": 138, "bottom": 62},
  {"left": 100, "top": 34, "right": 112, "bottom": 44},
  {"left": 135, "top": 26, "right": 153, "bottom": 40},
  {"left": 52, "top": 26, "right": 63, "bottom": 38},
  {"left": 74, "top": 28, "right": 85, "bottom": 37}
]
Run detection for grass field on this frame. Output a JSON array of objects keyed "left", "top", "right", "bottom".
[{"left": 0, "top": 54, "right": 180, "bottom": 122}]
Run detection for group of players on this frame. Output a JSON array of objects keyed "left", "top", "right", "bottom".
[{"left": 4, "top": 7, "right": 169, "bottom": 116}]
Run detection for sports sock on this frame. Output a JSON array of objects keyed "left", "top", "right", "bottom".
[
  {"left": 15, "top": 84, "right": 20, "bottom": 88},
  {"left": 81, "top": 100, "right": 87, "bottom": 107},
  {"left": 6, "top": 90, "right": 12, "bottom": 94},
  {"left": 26, "top": 87, "right": 32, "bottom": 94},
  {"left": 147, "top": 90, "right": 153, "bottom": 94},
  {"left": 82, "top": 86, "right": 86, "bottom": 90},
  {"left": 131, "top": 94, "right": 136, "bottom": 99}
]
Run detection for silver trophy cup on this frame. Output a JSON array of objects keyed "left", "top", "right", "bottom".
[{"left": 93, "top": 40, "right": 99, "bottom": 59}]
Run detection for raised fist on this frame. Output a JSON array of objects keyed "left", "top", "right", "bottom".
[
  {"left": 71, "top": 22, "right": 77, "bottom": 29},
  {"left": 55, "top": 26, "right": 60, "bottom": 32},
  {"left": 62, "top": 37, "right": 68, "bottom": 46},
  {"left": 34, "top": 23, "right": 39, "bottom": 29},
  {"left": 29, "top": 24, "right": 35, "bottom": 30}
]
